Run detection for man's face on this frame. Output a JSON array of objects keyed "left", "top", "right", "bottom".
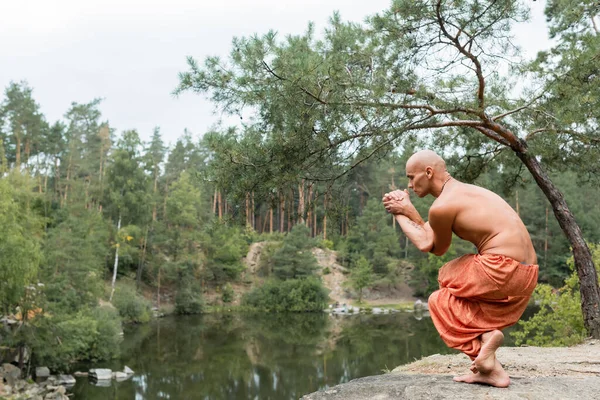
[{"left": 406, "top": 163, "right": 429, "bottom": 198}]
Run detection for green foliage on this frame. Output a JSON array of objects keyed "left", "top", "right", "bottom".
[
  {"left": 319, "top": 238, "right": 335, "bottom": 250},
  {"left": 271, "top": 224, "right": 318, "bottom": 280},
  {"left": 348, "top": 256, "right": 375, "bottom": 303},
  {"left": 112, "top": 285, "right": 152, "bottom": 323},
  {"left": 0, "top": 171, "right": 43, "bottom": 313},
  {"left": 222, "top": 283, "right": 234, "bottom": 304},
  {"left": 25, "top": 306, "right": 122, "bottom": 372},
  {"left": 242, "top": 278, "right": 328, "bottom": 312},
  {"left": 175, "top": 285, "right": 205, "bottom": 315},
  {"left": 322, "top": 267, "right": 331, "bottom": 275},
  {"left": 202, "top": 222, "right": 248, "bottom": 284},
  {"left": 42, "top": 207, "right": 110, "bottom": 311},
  {"left": 344, "top": 198, "right": 403, "bottom": 275},
  {"left": 256, "top": 241, "right": 282, "bottom": 277},
  {"left": 512, "top": 244, "right": 600, "bottom": 346}
]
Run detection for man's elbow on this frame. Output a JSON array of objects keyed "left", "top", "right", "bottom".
[
  {"left": 417, "top": 243, "right": 434, "bottom": 253},
  {"left": 431, "top": 248, "right": 447, "bottom": 257}
]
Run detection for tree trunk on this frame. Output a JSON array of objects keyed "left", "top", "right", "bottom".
[
  {"left": 157, "top": 266, "right": 161, "bottom": 309},
  {"left": 245, "top": 192, "right": 250, "bottom": 227},
  {"left": 279, "top": 192, "right": 285, "bottom": 232},
  {"left": 212, "top": 188, "right": 218, "bottom": 215},
  {"left": 323, "top": 193, "right": 328, "bottom": 240},
  {"left": 544, "top": 206, "right": 549, "bottom": 270},
  {"left": 15, "top": 131, "right": 21, "bottom": 168},
  {"left": 136, "top": 227, "right": 149, "bottom": 288},
  {"left": 516, "top": 151, "right": 600, "bottom": 338},
  {"left": 269, "top": 206, "right": 273, "bottom": 234},
  {"left": 298, "top": 180, "right": 305, "bottom": 224},
  {"left": 251, "top": 191, "right": 256, "bottom": 229},
  {"left": 109, "top": 214, "right": 122, "bottom": 302},
  {"left": 288, "top": 189, "right": 293, "bottom": 232}
]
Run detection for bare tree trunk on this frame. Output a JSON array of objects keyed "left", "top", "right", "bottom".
[
  {"left": 246, "top": 192, "right": 250, "bottom": 227},
  {"left": 544, "top": 206, "right": 549, "bottom": 270},
  {"left": 109, "top": 214, "right": 122, "bottom": 302},
  {"left": 136, "top": 227, "right": 149, "bottom": 288},
  {"left": 251, "top": 191, "right": 256, "bottom": 229},
  {"left": 313, "top": 193, "right": 317, "bottom": 237},
  {"left": 323, "top": 193, "right": 328, "bottom": 240},
  {"left": 288, "top": 189, "right": 293, "bottom": 232},
  {"left": 307, "top": 184, "right": 313, "bottom": 234},
  {"left": 63, "top": 153, "right": 73, "bottom": 207},
  {"left": 279, "top": 192, "right": 285, "bottom": 232},
  {"left": 269, "top": 206, "right": 273, "bottom": 234},
  {"left": 15, "top": 131, "right": 21, "bottom": 168},
  {"left": 218, "top": 191, "right": 223, "bottom": 219},
  {"left": 157, "top": 266, "right": 161, "bottom": 309},
  {"left": 152, "top": 173, "right": 159, "bottom": 221},
  {"left": 298, "top": 180, "right": 305, "bottom": 224},
  {"left": 516, "top": 150, "right": 600, "bottom": 338},
  {"left": 515, "top": 190, "right": 520, "bottom": 215},
  {"left": 212, "top": 188, "right": 218, "bottom": 215}
]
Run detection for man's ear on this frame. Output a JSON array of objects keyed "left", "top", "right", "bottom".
[{"left": 425, "top": 166, "right": 433, "bottom": 179}]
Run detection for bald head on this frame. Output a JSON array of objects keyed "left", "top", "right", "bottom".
[
  {"left": 407, "top": 150, "right": 447, "bottom": 173},
  {"left": 405, "top": 150, "right": 450, "bottom": 198}
]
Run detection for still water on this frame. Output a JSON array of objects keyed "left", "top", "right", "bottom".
[{"left": 72, "top": 311, "right": 514, "bottom": 399}]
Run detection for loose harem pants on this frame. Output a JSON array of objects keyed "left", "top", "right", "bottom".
[{"left": 428, "top": 254, "right": 539, "bottom": 359}]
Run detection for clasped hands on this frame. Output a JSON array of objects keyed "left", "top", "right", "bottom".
[{"left": 382, "top": 189, "right": 415, "bottom": 217}]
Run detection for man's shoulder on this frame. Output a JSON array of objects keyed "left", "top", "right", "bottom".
[{"left": 429, "top": 198, "right": 458, "bottom": 219}]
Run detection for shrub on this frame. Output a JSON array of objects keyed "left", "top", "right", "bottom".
[
  {"left": 322, "top": 267, "right": 331, "bottom": 275},
  {"left": 112, "top": 285, "right": 152, "bottom": 323},
  {"left": 175, "top": 285, "right": 204, "bottom": 315},
  {"left": 319, "top": 239, "right": 335, "bottom": 250},
  {"left": 26, "top": 306, "right": 122, "bottom": 372},
  {"left": 242, "top": 278, "right": 329, "bottom": 312},
  {"left": 222, "top": 284, "right": 234, "bottom": 304},
  {"left": 511, "top": 243, "right": 600, "bottom": 346}
]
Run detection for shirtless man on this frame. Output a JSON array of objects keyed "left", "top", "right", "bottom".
[{"left": 382, "top": 150, "right": 538, "bottom": 387}]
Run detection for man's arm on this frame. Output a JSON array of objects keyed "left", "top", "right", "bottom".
[
  {"left": 395, "top": 215, "right": 434, "bottom": 253},
  {"left": 427, "top": 205, "right": 454, "bottom": 256},
  {"left": 383, "top": 190, "right": 454, "bottom": 256}
]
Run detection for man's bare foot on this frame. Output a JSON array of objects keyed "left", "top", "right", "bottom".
[
  {"left": 471, "top": 330, "right": 504, "bottom": 374},
  {"left": 454, "top": 359, "right": 510, "bottom": 388}
]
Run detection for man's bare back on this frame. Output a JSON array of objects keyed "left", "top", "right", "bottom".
[{"left": 433, "top": 181, "right": 537, "bottom": 265}]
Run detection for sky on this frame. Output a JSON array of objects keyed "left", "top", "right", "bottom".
[{"left": 0, "top": 0, "right": 551, "bottom": 147}]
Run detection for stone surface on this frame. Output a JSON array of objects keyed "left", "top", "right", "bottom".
[
  {"left": 113, "top": 371, "right": 128, "bottom": 381},
  {"left": 36, "top": 366, "right": 51, "bottom": 378},
  {"left": 56, "top": 374, "right": 76, "bottom": 386},
  {"left": 89, "top": 368, "right": 112, "bottom": 380},
  {"left": 124, "top": 365, "right": 134, "bottom": 375},
  {"left": 302, "top": 340, "right": 600, "bottom": 400},
  {"left": 301, "top": 374, "right": 600, "bottom": 400}
]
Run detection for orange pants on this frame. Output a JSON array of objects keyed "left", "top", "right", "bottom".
[{"left": 428, "top": 254, "right": 538, "bottom": 359}]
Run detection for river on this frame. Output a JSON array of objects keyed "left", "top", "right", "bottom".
[{"left": 72, "top": 311, "right": 521, "bottom": 399}]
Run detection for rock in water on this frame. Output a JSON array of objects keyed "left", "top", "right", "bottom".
[
  {"left": 113, "top": 371, "right": 129, "bottom": 381},
  {"left": 89, "top": 368, "right": 112, "bottom": 381},
  {"left": 123, "top": 365, "right": 134, "bottom": 375},
  {"left": 56, "top": 375, "right": 76, "bottom": 386}
]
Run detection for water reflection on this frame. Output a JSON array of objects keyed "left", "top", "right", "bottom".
[{"left": 73, "top": 312, "right": 454, "bottom": 400}]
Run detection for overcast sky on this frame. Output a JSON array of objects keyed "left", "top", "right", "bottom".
[{"left": 1, "top": 0, "right": 550, "bottom": 147}]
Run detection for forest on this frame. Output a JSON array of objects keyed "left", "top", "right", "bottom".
[{"left": 1, "top": 0, "right": 599, "bottom": 373}]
